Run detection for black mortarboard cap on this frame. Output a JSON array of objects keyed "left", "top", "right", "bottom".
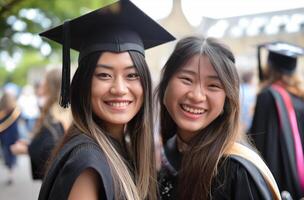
[
  {"left": 257, "top": 41, "right": 304, "bottom": 81},
  {"left": 39, "top": 0, "right": 175, "bottom": 108}
]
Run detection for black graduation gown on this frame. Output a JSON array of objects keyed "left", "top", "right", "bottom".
[
  {"left": 249, "top": 87, "right": 304, "bottom": 199},
  {"left": 28, "top": 121, "right": 64, "bottom": 180},
  {"left": 158, "top": 136, "right": 269, "bottom": 200},
  {"left": 38, "top": 134, "right": 114, "bottom": 200},
  {"left": 0, "top": 109, "right": 20, "bottom": 169}
]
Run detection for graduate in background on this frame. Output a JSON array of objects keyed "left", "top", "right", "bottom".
[
  {"left": 0, "top": 90, "right": 20, "bottom": 185},
  {"left": 156, "top": 36, "right": 280, "bottom": 200},
  {"left": 249, "top": 42, "right": 304, "bottom": 199},
  {"left": 38, "top": 1, "right": 175, "bottom": 199},
  {"left": 11, "top": 68, "right": 68, "bottom": 180}
]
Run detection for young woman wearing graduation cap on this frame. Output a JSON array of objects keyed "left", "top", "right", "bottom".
[
  {"left": 249, "top": 42, "right": 304, "bottom": 199},
  {"left": 38, "top": 1, "right": 174, "bottom": 200},
  {"left": 155, "top": 36, "right": 281, "bottom": 200}
]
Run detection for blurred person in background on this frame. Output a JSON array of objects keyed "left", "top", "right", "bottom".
[
  {"left": 249, "top": 42, "right": 304, "bottom": 199},
  {"left": 239, "top": 70, "right": 257, "bottom": 133},
  {"left": 17, "top": 85, "right": 40, "bottom": 139},
  {"left": 3, "top": 82, "right": 20, "bottom": 100},
  {"left": 0, "top": 90, "right": 21, "bottom": 185},
  {"left": 11, "top": 68, "right": 70, "bottom": 180}
]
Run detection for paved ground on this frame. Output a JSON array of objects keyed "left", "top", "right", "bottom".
[{"left": 0, "top": 155, "right": 41, "bottom": 200}]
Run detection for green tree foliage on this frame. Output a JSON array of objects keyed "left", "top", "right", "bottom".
[{"left": 0, "top": 0, "right": 114, "bottom": 86}]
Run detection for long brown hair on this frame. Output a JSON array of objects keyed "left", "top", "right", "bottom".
[
  {"left": 0, "top": 92, "right": 17, "bottom": 113},
  {"left": 65, "top": 51, "right": 156, "bottom": 199},
  {"left": 155, "top": 36, "right": 241, "bottom": 199},
  {"left": 261, "top": 66, "right": 304, "bottom": 98},
  {"left": 33, "top": 68, "right": 62, "bottom": 136}
]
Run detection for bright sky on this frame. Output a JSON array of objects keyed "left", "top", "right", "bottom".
[{"left": 132, "top": 0, "right": 304, "bottom": 26}]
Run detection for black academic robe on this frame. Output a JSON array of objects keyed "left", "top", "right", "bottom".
[
  {"left": 249, "top": 87, "right": 304, "bottom": 199},
  {"left": 38, "top": 134, "right": 114, "bottom": 200},
  {"left": 158, "top": 136, "right": 271, "bottom": 200},
  {"left": 28, "top": 121, "right": 64, "bottom": 180}
]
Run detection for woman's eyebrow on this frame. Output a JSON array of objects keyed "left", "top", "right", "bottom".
[
  {"left": 95, "top": 64, "right": 135, "bottom": 70},
  {"left": 123, "top": 65, "right": 136, "bottom": 70},
  {"left": 178, "top": 69, "right": 196, "bottom": 75},
  {"left": 96, "top": 64, "right": 113, "bottom": 69},
  {"left": 206, "top": 75, "right": 220, "bottom": 80}
]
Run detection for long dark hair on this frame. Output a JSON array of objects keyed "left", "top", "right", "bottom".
[
  {"left": 65, "top": 50, "right": 156, "bottom": 200},
  {"left": 155, "top": 36, "right": 241, "bottom": 199}
]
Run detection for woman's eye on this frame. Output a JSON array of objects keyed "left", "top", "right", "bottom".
[
  {"left": 179, "top": 77, "right": 192, "bottom": 84},
  {"left": 127, "top": 73, "right": 140, "bottom": 80},
  {"left": 209, "top": 84, "right": 222, "bottom": 89},
  {"left": 96, "top": 73, "right": 111, "bottom": 79}
]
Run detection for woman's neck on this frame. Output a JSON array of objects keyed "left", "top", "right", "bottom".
[
  {"left": 106, "top": 124, "right": 125, "bottom": 144},
  {"left": 176, "top": 134, "right": 189, "bottom": 153}
]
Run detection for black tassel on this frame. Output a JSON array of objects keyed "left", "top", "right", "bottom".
[{"left": 60, "top": 20, "right": 71, "bottom": 108}]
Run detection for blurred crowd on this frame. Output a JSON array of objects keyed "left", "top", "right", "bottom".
[{"left": 0, "top": 68, "right": 71, "bottom": 185}]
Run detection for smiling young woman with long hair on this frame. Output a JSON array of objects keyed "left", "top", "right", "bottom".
[
  {"left": 37, "top": 1, "right": 175, "bottom": 200},
  {"left": 156, "top": 36, "right": 281, "bottom": 200}
]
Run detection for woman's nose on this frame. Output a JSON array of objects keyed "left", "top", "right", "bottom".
[
  {"left": 110, "top": 77, "right": 128, "bottom": 95},
  {"left": 187, "top": 85, "right": 207, "bottom": 102}
]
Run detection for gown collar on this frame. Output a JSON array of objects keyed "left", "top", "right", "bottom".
[{"left": 164, "top": 135, "right": 182, "bottom": 171}]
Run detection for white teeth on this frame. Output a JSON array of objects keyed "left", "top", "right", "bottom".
[
  {"left": 108, "top": 102, "right": 129, "bottom": 107},
  {"left": 181, "top": 104, "right": 205, "bottom": 114}
]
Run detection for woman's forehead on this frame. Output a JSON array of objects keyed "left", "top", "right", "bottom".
[{"left": 178, "top": 55, "right": 215, "bottom": 74}]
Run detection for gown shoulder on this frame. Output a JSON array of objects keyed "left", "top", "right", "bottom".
[{"left": 38, "top": 134, "right": 113, "bottom": 200}]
